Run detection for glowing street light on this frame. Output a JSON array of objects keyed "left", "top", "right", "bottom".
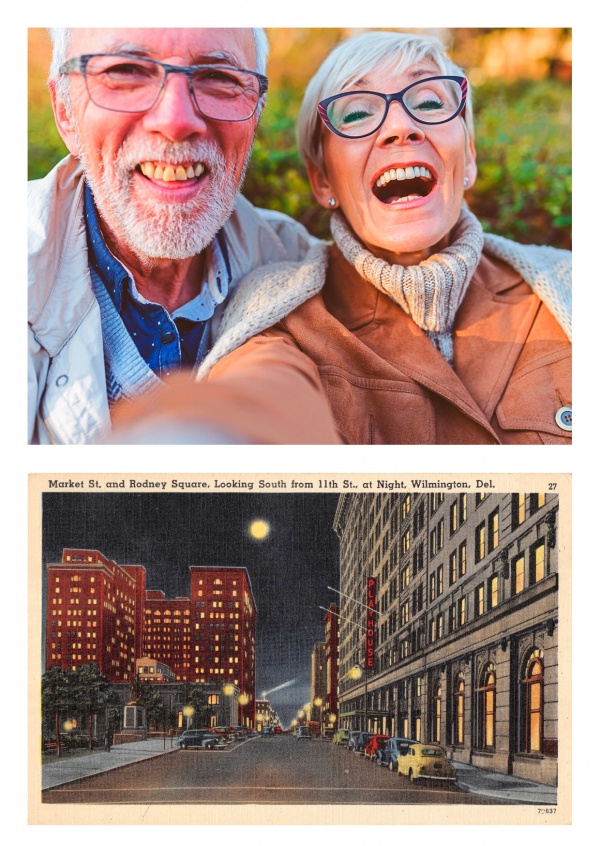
[
  {"left": 314, "top": 697, "right": 324, "bottom": 736},
  {"left": 182, "top": 704, "right": 195, "bottom": 729}
]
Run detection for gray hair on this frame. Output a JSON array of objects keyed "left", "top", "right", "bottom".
[
  {"left": 49, "top": 27, "right": 269, "bottom": 108},
  {"left": 297, "top": 30, "right": 474, "bottom": 173}
]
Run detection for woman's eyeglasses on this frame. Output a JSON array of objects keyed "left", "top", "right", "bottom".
[{"left": 318, "top": 76, "right": 468, "bottom": 139}]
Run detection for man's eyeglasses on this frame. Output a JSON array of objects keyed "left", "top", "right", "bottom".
[
  {"left": 318, "top": 76, "right": 468, "bottom": 139},
  {"left": 59, "top": 53, "right": 269, "bottom": 122}
]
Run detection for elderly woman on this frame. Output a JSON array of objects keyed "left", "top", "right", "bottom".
[{"left": 116, "top": 31, "right": 572, "bottom": 445}]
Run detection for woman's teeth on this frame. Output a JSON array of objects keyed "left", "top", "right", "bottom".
[
  {"left": 375, "top": 165, "right": 432, "bottom": 188},
  {"left": 139, "top": 162, "right": 205, "bottom": 182}
]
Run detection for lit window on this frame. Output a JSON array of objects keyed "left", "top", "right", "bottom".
[
  {"left": 474, "top": 584, "right": 484, "bottom": 617},
  {"left": 450, "top": 550, "right": 457, "bottom": 585},
  {"left": 478, "top": 664, "right": 496, "bottom": 751},
  {"left": 513, "top": 555, "right": 525, "bottom": 594},
  {"left": 475, "top": 522, "right": 486, "bottom": 562},
  {"left": 531, "top": 543, "right": 545, "bottom": 584},
  {"left": 488, "top": 509, "right": 499, "bottom": 551},
  {"left": 459, "top": 493, "right": 467, "bottom": 524},
  {"left": 459, "top": 542, "right": 467, "bottom": 577},
  {"left": 488, "top": 575, "right": 499, "bottom": 608},
  {"left": 450, "top": 501, "right": 458, "bottom": 534},
  {"left": 522, "top": 651, "right": 544, "bottom": 753}
]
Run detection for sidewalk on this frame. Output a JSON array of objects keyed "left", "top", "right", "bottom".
[
  {"left": 453, "top": 761, "right": 557, "bottom": 805},
  {"left": 42, "top": 737, "right": 178, "bottom": 791}
]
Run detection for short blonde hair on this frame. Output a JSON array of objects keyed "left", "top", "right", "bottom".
[{"left": 297, "top": 30, "right": 474, "bottom": 172}]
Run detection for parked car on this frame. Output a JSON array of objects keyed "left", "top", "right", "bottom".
[
  {"left": 347, "top": 731, "right": 362, "bottom": 751},
  {"left": 378, "top": 737, "right": 417, "bottom": 770},
  {"left": 260, "top": 725, "right": 273, "bottom": 736},
  {"left": 228, "top": 725, "right": 252, "bottom": 738},
  {"left": 363, "top": 734, "right": 390, "bottom": 761},
  {"left": 397, "top": 742, "right": 457, "bottom": 783},
  {"left": 296, "top": 725, "right": 312, "bottom": 739},
  {"left": 332, "top": 727, "right": 351, "bottom": 745},
  {"left": 321, "top": 727, "right": 335, "bottom": 740},
  {"left": 348, "top": 731, "right": 374, "bottom": 753},
  {"left": 177, "top": 729, "right": 223, "bottom": 750},
  {"left": 211, "top": 727, "right": 234, "bottom": 743}
]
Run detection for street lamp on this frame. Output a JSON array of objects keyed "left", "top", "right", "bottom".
[
  {"left": 314, "top": 697, "right": 323, "bottom": 736},
  {"left": 182, "top": 704, "right": 194, "bottom": 729},
  {"left": 347, "top": 664, "right": 368, "bottom": 732}
]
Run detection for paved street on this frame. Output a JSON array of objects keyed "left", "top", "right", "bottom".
[{"left": 43, "top": 734, "right": 503, "bottom": 805}]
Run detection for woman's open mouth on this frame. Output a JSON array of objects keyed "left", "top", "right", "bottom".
[{"left": 372, "top": 165, "right": 435, "bottom": 205}]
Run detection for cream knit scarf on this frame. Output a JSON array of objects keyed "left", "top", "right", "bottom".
[{"left": 330, "top": 207, "right": 485, "bottom": 364}]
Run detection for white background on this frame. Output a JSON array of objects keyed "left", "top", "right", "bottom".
[{"left": 6, "top": 0, "right": 591, "bottom": 841}]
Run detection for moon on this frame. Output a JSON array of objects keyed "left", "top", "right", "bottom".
[{"left": 249, "top": 519, "right": 270, "bottom": 540}]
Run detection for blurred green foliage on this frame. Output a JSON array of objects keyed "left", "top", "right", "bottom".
[
  {"left": 28, "top": 98, "right": 69, "bottom": 181},
  {"left": 469, "top": 79, "right": 571, "bottom": 248},
  {"left": 28, "top": 78, "right": 571, "bottom": 249}
]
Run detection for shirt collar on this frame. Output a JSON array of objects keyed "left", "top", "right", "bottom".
[{"left": 84, "top": 183, "right": 230, "bottom": 319}]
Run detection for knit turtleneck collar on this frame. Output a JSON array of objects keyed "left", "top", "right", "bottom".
[{"left": 330, "top": 206, "right": 484, "bottom": 364}]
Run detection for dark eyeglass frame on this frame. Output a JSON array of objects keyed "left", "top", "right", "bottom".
[
  {"left": 317, "top": 75, "right": 468, "bottom": 138},
  {"left": 58, "top": 53, "right": 269, "bottom": 121}
]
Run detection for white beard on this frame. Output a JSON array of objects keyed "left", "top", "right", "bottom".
[{"left": 77, "top": 134, "right": 250, "bottom": 261}]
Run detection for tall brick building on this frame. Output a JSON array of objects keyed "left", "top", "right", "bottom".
[
  {"left": 333, "top": 492, "right": 560, "bottom": 786},
  {"left": 189, "top": 567, "right": 256, "bottom": 723},
  {"left": 46, "top": 549, "right": 144, "bottom": 682},
  {"left": 143, "top": 591, "right": 191, "bottom": 681},
  {"left": 45, "top": 550, "right": 256, "bottom": 721}
]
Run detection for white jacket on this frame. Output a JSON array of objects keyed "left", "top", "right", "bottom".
[{"left": 28, "top": 155, "right": 317, "bottom": 444}]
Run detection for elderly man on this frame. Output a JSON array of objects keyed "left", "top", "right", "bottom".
[{"left": 29, "top": 28, "right": 338, "bottom": 444}]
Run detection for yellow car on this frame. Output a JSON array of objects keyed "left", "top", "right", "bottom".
[{"left": 396, "top": 742, "right": 456, "bottom": 783}]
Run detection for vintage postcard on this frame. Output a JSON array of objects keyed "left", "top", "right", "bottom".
[{"left": 29, "top": 472, "right": 571, "bottom": 825}]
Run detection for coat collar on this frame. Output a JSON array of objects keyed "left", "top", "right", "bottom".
[{"left": 322, "top": 244, "right": 540, "bottom": 434}]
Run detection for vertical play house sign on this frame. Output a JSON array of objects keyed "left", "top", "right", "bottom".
[{"left": 365, "top": 577, "right": 377, "bottom": 669}]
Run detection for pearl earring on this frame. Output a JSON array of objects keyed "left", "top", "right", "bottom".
[
  {"left": 463, "top": 177, "right": 469, "bottom": 188},
  {"left": 328, "top": 197, "right": 337, "bottom": 208}
]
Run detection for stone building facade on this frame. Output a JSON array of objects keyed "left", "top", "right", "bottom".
[{"left": 333, "top": 491, "right": 559, "bottom": 786}]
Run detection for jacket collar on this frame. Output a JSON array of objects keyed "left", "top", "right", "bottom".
[
  {"left": 324, "top": 244, "right": 540, "bottom": 430},
  {"left": 28, "top": 157, "right": 96, "bottom": 358}
]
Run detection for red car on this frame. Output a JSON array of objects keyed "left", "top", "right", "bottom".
[
  {"left": 274, "top": 726, "right": 283, "bottom": 734},
  {"left": 363, "top": 734, "right": 390, "bottom": 761}
]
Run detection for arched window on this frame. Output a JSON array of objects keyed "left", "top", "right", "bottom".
[
  {"left": 454, "top": 673, "right": 465, "bottom": 745},
  {"left": 522, "top": 651, "right": 544, "bottom": 753},
  {"left": 478, "top": 663, "right": 496, "bottom": 750}
]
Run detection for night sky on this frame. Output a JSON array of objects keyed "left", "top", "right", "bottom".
[{"left": 41, "top": 492, "right": 341, "bottom": 727}]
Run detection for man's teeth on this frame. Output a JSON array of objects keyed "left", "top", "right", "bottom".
[
  {"left": 140, "top": 162, "right": 205, "bottom": 181},
  {"left": 375, "top": 165, "right": 432, "bottom": 188}
]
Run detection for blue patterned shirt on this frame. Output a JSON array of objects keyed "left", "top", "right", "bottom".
[{"left": 84, "top": 184, "right": 231, "bottom": 376}]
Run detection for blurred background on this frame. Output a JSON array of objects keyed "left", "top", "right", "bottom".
[{"left": 28, "top": 28, "right": 571, "bottom": 249}]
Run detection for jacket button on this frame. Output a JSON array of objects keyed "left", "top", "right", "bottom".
[
  {"left": 55, "top": 374, "right": 69, "bottom": 387},
  {"left": 555, "top": 406, "right": 572, "bottom": 431},
  {"left": 161, "top": 332, "right": 176, "bottom": 345}
]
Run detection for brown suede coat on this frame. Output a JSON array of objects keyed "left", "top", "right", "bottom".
[{"left": 210, "top": 244, "right": 571, "bottom": 445}]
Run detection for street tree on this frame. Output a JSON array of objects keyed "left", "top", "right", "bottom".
[
  {"left": 137, "top": 683, "right": 164, "bottom": 731},
  {"left": 71, "top": 663, "right": 112, "bottom": 750},
  {"left": 186, "top": 685, "right": 213, "bottom": 728},
  {"left": 41, "top": 666, "right": 71, "bottom": 757}
]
